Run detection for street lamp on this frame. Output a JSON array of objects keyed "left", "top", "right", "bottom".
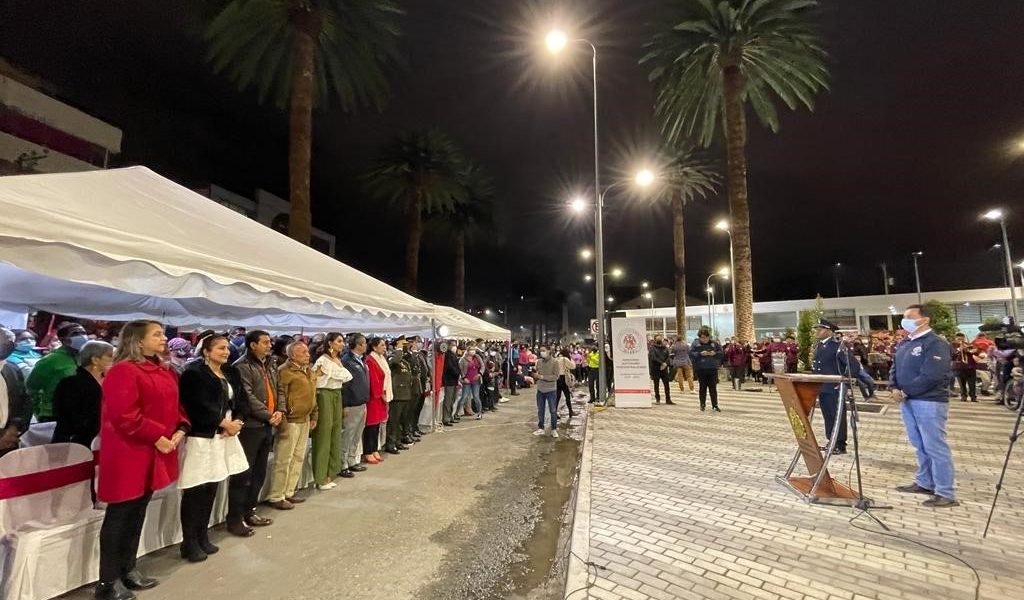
[
  {"left": 609, "top": 267, "right": 624, "bottom": 278},
  {"left": 912, "top": 251, "right": 924, "bottom": 304},
  {"left": 607, "top": 296, "right": 615, "bottom": 303},
  {"left": 641, "top": 281, "right": 649, "bottom": 289},
  {"left": 643, "top": 291, "right": 654, "bottom": 316},
  {"left": 584, "top": 274, "right": 593, "bottom": 282},
  {"left": 569, "top": 197, "right": 587, "bottom": 213},
  {"left": 833, "top": 262, "right": 842, "bottom": 298},
  {"left": 714, "top": 219, "right": 737, "bottom": 328},
  {"left": 705, "top": 269, "right": 729, "bottom": 336},
  {"left": 991, "top": 243, "right": 1009, "bottom": 287},
  {"left": 982, "top": 209, "right": 1019, "bottom": 322},
  {"left": 579, "top": 248, "right": 592, "bottom": 260},
  {"left": 879, "top": 262, "right": 893, "bottom": 330}
]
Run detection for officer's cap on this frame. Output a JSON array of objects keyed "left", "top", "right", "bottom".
[{"left": 814, "top": 318, "right": 839, "bottom": 332}]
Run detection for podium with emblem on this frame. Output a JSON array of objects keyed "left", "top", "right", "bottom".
[{"left": 772, "top": 373, "right": 860, "bottom": 504}]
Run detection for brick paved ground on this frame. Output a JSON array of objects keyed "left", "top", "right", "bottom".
[{"left": 570, "top": 387, "right": 1024, "bottom": 600}]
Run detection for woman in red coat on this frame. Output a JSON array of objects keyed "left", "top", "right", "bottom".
[
  {"left": 96, "top": 321, "right": 189, "bottom": 600},
  {"left": 361, "top": 337, "right": 389, "bottom": 464}
]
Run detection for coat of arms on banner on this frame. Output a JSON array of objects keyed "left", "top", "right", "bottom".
[{"left": 620, "top": 329, "right": 644, "bottom": 354}]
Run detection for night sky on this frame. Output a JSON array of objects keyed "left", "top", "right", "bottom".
[{"left": 2, "top": 1, "right": 1023, "bottom": 329}]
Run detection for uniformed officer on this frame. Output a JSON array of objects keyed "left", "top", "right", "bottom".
[{"left": 812, "top": 318, "right": 848, "bottom": 455}]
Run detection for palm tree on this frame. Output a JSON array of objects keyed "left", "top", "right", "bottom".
[
  {"left": 658, "top": 143, "right": 720, "bottom": 337},
  {"left": 642, "top": 0, "right": 828, "bottom": 343},
  {"left": 206, "top": 0, "right": 404, "bottom": 245},
  {"left": 364, "top": 128, "right": 466, "bottom": 294},
  {"left": 446, "top": 162, "right": 495, "bottom": 310}
]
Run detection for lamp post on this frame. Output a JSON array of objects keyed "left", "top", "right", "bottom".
[
  {"left": 991, "top": 244, "right": 1009, "bottom": 288},
  {"left": 705, "top": 268, "right": 729, "bottom": 336},
  {"left": 714, "top": 220, "right": 737, "bottom": 331},
  {"left": 912, "top": 251, "right": 923, "bottom": 304},
  {"left": 833, "top": 262, "right": 842, "bottom": 298},
  {"left": 880, "top": 262, "right": 893, "bottom": 330},
  {"left": 983, "top": 209, "right": 1019, "bottom": 322}
]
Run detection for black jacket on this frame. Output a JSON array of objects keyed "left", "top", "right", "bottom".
[
  {"left": 178, "top": 361, "right": 248, "bottom": 438},
  {"left": 341, "top": 351, "right": 370, "bottom": 407},
  {"left": 2, "top": 361, "right": 32, "bottom": 433},
  {"left": 50, "top": 367, "right": 102, "bottom": 447},
  {"left": 442, "top": 351, "right": 461, "bottom": 386}
]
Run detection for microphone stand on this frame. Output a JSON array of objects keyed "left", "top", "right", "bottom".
[{"left": 840, "top": 341, "right": 892, "bottom": 529}]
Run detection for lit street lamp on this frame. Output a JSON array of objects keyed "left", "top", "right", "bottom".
[
  {"left": 579, "top": 248, "right": 592, "bottom": 260},
  {"left": 569, "top": 197, "right": 587, "bottom": 213},
  {"left": 641, "top": 281, "right": 649, "bottom": 289},
  {"left": 912, "top": 251, "right": 924, "bottom": 304},
  {"left": 584, "top": 274, "right": 593, "bottom": 282},
  {"left": 982, "top": 208, "right": 1019, "bottom": 322},
  {"left": 705, "top": 268, "right": 729, "bottom": 335},
  {"left": 833, "top": 262, "right": 842, "bottom": 298},
  {"left": 991, "top": 243, "right": 1009, "bottom": 287},
  {"left": 714, "top": 219, "right": 737, "bottom": 328}
]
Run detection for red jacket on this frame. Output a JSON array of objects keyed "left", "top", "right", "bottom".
[
  {"left": 365, "top": 355, "right": 388, "bottom": 426},
  {"left": 98, "top": 360, "right": 188, "bottom": 503}
]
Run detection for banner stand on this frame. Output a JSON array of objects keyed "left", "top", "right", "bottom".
[{"left": 610, "top": 317, "right": 652, "bottom": 408}]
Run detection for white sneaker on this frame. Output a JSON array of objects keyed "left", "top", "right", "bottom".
[
  {"left": 533, "top": 428, "right": 546, "bottom": 436},
  {"left": 499, "top": 398, "right": 510, "bottom": 404},
  {"left": 551, "top": 429, "right": 559, "bottom": 439}
]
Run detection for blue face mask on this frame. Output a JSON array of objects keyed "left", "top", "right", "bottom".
[
  {"left": 15, "top": 341, "right": 34, "bottom": 353},
  {"left": 900, "top": 318, "right": 919, "bottom": 334},
  {"left": 67, "top": 335, "right": 89, "bottom": 351}
]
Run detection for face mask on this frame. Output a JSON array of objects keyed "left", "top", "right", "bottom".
[
  {"left": 439, "top": 344, "right": 448, "bottom": 352},
  {"left": 68, "top": 335, "right": 89, "bottom": 351},
  {"left": 15, "top": 341, "right": 34, "bottom": 353},
  {"left": 901, "top": 318, "right": 920, "bottom": 334},
  {"left": 467, "top": 349, "right": 476, "bottom": 355},
  {"left": 489, "top": 351, "right": 496, "bottom": 356},
  {"left": 540, "top": 351, "right": 548, "bottom": 359}
]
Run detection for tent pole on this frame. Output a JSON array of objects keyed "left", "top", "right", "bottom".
[{"left": 429, "top": 319, "right": 438, "bottom": 433}]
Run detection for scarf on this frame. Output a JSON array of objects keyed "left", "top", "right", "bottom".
[{"left": 369, "top": 352, "right": 393, "bottom": 403}]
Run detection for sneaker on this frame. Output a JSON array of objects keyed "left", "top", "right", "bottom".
[
  {"left": 700, "top": 406, "right": 706, "bottom": 412},
  {"left": 895, "top": 483, "right": 934, "bottom": 495},
  {"left": 499, "top": 398, "right": 510, "bottom": 403},
  {"left": 922, "top": 495, "right": 960, "bottom": 508},
  {"left": 712, "top": 406, "right": 721, "bottom": 412},
  {"left": 551, "top": 429, "right": 559, "bottom": 438},
  {"left": 532, "top": 428, "right": 546, "bottom": 436}
]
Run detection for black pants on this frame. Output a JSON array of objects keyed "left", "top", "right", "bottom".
[
  {"left": 99, "top": 492, "right": 152, "bottom": 582},
  {"left": 387, "top": 400, "right": 409, "bottom": 446},
  {"left": 507, "top": 365, "right": 518, "bottom": 394},
  {"left": 228, "top": 425, "right": 272, "bottom": 525},
  {"left": 587, "top": 367, "right": 598, "bottom": 403},
  {"left": 363, "top": 423, "right": 381, "bottom": 454},
  {"left": 406, "top": 394, "right": 425, "bottom": 434},
  {"left": 652, "top": 369, "right": 671, "bottom": 402},
  {"left": 696, "top": 369, "right": 719, "bottom": 408},
  {"left": 556, "top": 375, "right": 574, "bottom": 415},
  {"left": 728, "top": 365, "right": 746, "bottom": 389},
  {"left": 180, "top": 481, "right": 219, "bottom": 550},
  {"left": 956, "top": 370, "right": 977, "bottom": 400},
  {"left": 818, "top": 390, "right": 848, "bottom": 450}
]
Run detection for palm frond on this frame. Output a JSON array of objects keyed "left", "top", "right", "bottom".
[{"left": 363, "top": 128, "right": 468, "bottom": 216}]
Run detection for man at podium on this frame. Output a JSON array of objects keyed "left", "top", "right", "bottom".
[{"left": 812, "top": 319, "right": 848, "bottom": 455}]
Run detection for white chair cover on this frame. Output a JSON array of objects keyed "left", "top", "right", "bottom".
[{"left": 0, "top": 444, "right": 104, "bottom": 600}]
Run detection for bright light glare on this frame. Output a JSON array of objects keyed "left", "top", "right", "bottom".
[
  {"left": 983, "top": 208, "right": 1005, "bottom": 221},
  {"left": 717, "top": 266, "right": 730, "bottom": 277},
  {"left": 1018, "top": 260, "right": 1024, "bottom": 268},
  {"left": 641, "top": 281, "right": 649, "bottom": 289},
  {"left": 706, "top": 287, "right": 714, "bottom": 294},
  {"left": 484, "top": 309, "right": 492, "bottom": 316},
  {"left": 545, "top": 30, "right": 568, "bottom": 53},
  {"left": 643, "top": 292, "right": 653, "bottom": 299},
  {"left": 584, "top": 274, "right": 593, "bottom": 282},
  {"left": 570, "top": 197, "right": 587, "bottom": 213},
  {"left": 714, "top": 220, "right": 730, "bottom": 231},
  {"left": 607, "top": 296, "right": 615, "bottom": 303},
  {"left": 634, "top": 169, "right": 655, "bottom": 187},
  {"left": 610, "top": 267, "right": 624, "bottom": 278},
  {"left": 580, "top": 248, "right": 592, "bottom": 259}
]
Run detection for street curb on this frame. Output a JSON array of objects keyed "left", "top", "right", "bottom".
[{"left": 563, "top": 402, "right": 595, "bottom": 598}]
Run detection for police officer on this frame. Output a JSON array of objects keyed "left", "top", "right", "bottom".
[{"left": 812, "top": 318, "right": 848, "bottom": 455}]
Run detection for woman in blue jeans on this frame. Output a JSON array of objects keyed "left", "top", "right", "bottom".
[{"left": 458, "top": 346, "right": 484, "bottom": 419}]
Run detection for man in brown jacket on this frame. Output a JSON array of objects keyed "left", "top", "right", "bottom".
[{"left": 268, "top": 341, "right": 318, "bottom": 510}]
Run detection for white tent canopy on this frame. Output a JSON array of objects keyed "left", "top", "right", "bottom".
[{"left": 0, "top": 167, "right": 509, "bottom": 339}]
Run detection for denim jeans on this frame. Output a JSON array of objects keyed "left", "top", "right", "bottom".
[
  {"left": 458, "top": 382, "right": 481, "bottom": 415},
  {"left": 900, "top": 399, "right": 955, "bottom": 499},
  {"left": 536, "top": 390, "right": 558, "bottom": 430}
]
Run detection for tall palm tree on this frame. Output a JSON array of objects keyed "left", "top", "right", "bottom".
[
  {"left": 364, "top": 128, "right": 466, "bottom": 294},
  {"left": 206, "top": 0, "right": 404, "bottom": 245},
  {"left": 659, "top": 143, "right": 720, "bottom": 337},
  {"left": 445, "top": 162, "right": 495, "bottom": 310},
  {"left": 642, "top": 0, "right": 828, "bottom": 342}
]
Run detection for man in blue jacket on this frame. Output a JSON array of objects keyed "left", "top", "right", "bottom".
[{"left": 890, "top": 304, "right": 957, "bottom": 508}]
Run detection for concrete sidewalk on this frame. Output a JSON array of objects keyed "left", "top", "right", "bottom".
[
  {"left": 58, "top": 389, "right": 585, "bottom": 600},
  {"left": 567, "top": 388, "right": 1024, "bottom": 600}
]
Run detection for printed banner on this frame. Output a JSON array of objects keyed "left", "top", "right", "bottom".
[{"left": 611, "top": 317, "right": 652, "bottom": 408}]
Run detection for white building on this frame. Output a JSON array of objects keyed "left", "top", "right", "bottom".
[
  {"left": 0, "top": 65, "right": 121, "bottom": 174},
  {"left": 621, "top": 287, "right": 1024, "bottom": 339}
]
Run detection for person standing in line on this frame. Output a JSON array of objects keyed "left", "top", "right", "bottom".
[
  {"left": 811, "top": 319, "right": 848, "bottom": 455},
  {"left": 228, "top": 330, "right": 284, "bottom": 536},
  {"left": 648, "top": 335, "right": 673, "bottom": 405},
  {"left": 670, "top": 336, "right": 694, "bottom": 394},
  {"left": 26, "top": 322, "right": 89, "bottom": 422},
  {"left": 176, "top": 335, "right": 248, "bottom": 563},
  {"left": 312, "top": 332, "right": 352, "bottom": 487},
  {"left": 532, "top": 345, "right": 560, "bottom": 438},
  {"left": 458, "top": 344, "right": 485, "bottom": 420},
  {"left": 267, "top": 341, "right": 318, "bottom": 510},
  {"left": 340, "top": 334, "right": 369, "bottom": 476},
  {"left": 585, "top": 346, "right": 600, "bottom": 404},
  {"left": 891, "top": 304, "right": 958, "bottom": 508},
  {"left": 95, "top": 321, "right": 188, "bottom": 600},
  {"left": 362, "top": 337, "right": 390, "bottom": 463},
  {"left": 7, "top": 329, "right": 42, "bottom": 378},
  {"left": 0, "top": 328, "right": 32, "bottom": 457},
  {"left": 784, "top": 335, "right": 800, "bottom": 373},
  {"left": 690, "top": 328, "right": 724, "bottom": 412},
  {"left": 404, "top": 336, "right": 430, "bottom": 439},
  {"left": 554, "top": 348, "right": 576, "bottom": 419},
  {"left": 386, "top": 339, "right": 414, "bottom": 454},
  {"left": 51, "top": 340, "right": 114, "bottom": 447},
  {"left": 441, "top": 341, "right": 461, "bottom": 426}
]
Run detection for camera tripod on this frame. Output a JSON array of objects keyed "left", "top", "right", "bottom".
[{"left": 983, "top": 392, "right": 1024, "bottom": 537}]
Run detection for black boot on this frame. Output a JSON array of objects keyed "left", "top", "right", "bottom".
[
  {"left": 180, "top": 541, "right": 208, "bottom": 563},
  {"left": 95, "top": 580, "right": 135, "bottom": 600},
  {"left": 122, "top": 570, "right": 159, "bottom": 590},
  {"left": 198, "top": 529, "right": 219, "bottom": 555}
]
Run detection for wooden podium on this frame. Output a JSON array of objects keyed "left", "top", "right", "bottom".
[{"left": 772, "top": 373, "right": 860, "bottom": 505}]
